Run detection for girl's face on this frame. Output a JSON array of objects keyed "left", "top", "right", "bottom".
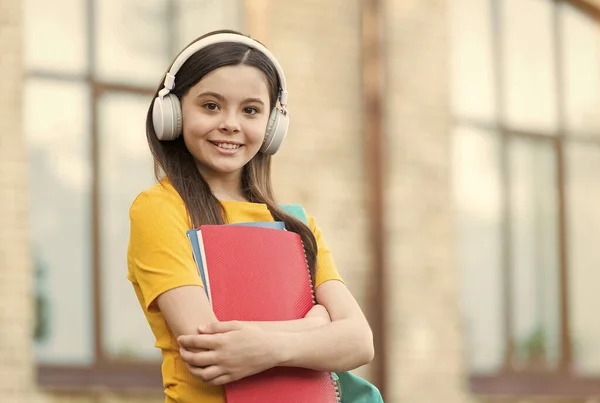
[{"left": 180, "top": 64, "right": 271, "bottom": 180}]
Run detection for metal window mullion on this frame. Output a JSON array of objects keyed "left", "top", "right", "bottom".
[
  {"left": 489, "top": 0, "right": 516, "bottom": 373},
  {"left": 552, "top": 0, "right": 573, "bottom": 373},
  {"left": 87, "top": 0, "right": 105, "bottom": 365}
]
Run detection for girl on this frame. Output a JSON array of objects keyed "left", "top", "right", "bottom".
[{"left": 127, "top": 29, "right": 374, "bottom": 403}]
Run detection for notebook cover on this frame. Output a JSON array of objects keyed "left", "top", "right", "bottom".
[
  {"left": 197, "top": 225, "right": 339, "bottom": 403},
  {"left": 186, "top": 229, "right": 208, "bottom": 292},
  {"left": 187, "top": 222, "right": 286, "bottom": 298}
]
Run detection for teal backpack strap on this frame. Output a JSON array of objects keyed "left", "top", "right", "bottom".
[
  {"left": 336, "top": 371, "right": 384, "bottom": 403},
  {"left": 279, "top": 203, "right": 384, "bottom": 403},
  {"left": 279, "top": 203, "right": 309, "bottom": 225}
]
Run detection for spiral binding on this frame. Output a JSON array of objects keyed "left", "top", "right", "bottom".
[
  {"left": 299, "top": 239, "right": 317, "bottom": 305},
  {"left": 299, "top": 239, "right": 342, "bottom": 403}
]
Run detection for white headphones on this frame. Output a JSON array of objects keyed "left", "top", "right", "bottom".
[{"left": 152, "top": 33, "right": 289, "bottom": 155}]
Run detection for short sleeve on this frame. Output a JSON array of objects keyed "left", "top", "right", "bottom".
[
  {"left": 127, "top": 186, "right": 203, "bottom": 311},
  {"left": 307, "top": 216, "right": 344, "bottom": 288}
]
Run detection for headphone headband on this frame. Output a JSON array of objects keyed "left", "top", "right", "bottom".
[{"left": 159, "top": 33, "right": 288, "bottom": 108}]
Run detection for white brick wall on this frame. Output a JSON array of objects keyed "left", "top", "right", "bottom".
[
  {"left": 382, "top": 0, "right": 472, "bottom": 401},
  {"left": 266, "top": 0, "right": 374, "bottom": 380},
  {"left": 269, "top": 0, "right": 374, "bottom": 381},
  {"left": 0, "top": 0, "right": 38, "bottom": 402}
]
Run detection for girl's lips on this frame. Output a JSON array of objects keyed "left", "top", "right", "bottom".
[{"left": 209, "top": 141, "right": 244, "bottom": 155}]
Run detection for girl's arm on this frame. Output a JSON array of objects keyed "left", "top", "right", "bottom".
[
  {"left": 245, "top": 304, "right": 331, "bottom": 331},
  {"left": 156, "top": 285, "right": 218, "bottom": 338},
  {"left": 157, "top": 286, "right": 330, "bottom": 339},
  {"left": 275, "top": 279, "right": 374, "bottom": 372},
  {"left": 177, "top": 280, "right": 374, "bottom": 385}
]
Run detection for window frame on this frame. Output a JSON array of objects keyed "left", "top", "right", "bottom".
[{"left": 457, "top": 0, "right": 600, "bottom": 395}]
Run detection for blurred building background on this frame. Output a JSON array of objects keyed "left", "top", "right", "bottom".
[{"left": 1, "top": 0, "right": 600, "bottom": 402}]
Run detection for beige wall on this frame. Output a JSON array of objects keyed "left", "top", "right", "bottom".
[
  {"left": 382, "top": 0, "right": 471, "bottom": 401},
  {"left": 0, "top": 0, "right": 38, "bottom": 402},
  {"left": 264, "top": 0, "right": 373, "bottom": 376},
  {"left": 263, "top": 0, "right": 376, "bottom": 384}
]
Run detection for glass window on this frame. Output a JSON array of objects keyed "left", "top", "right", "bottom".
[
  {"left": 566, "top": 144, "right": 600, "bottom": 375},
  {"left": 24, "top": 0, "right": 88, "bottom": 74},
  {"left": 451, "top": 0, "right": 600, "bottom": 395},
  {"left": 25, "top": 79, "right": 93, "bottom": 364},
  {"left": 561, "top": 3, "right": 600, "bottom": 137},
  {"left": 508, "top": 138, "right": 560, "bottom": 370},
  {"left": 449, "top": 0, "right": 496, "bottom": 123},
  {"left": 98, "top": 92, "right": 159, "bottom": 361},
  {"left": 176, "top": 0, "right": 243, "bottom": 50},
  {"left": 501, "top": 0, "right": 558, "bottom": 134},
  {"left": 94, "top": 0, "right": 170, "bottom": 86},
  {"left": 452, "top": 126, "right": 505, "bottom": 373},
  {"left": 25, "top": 0, "right": 245, "bottom": 388}
]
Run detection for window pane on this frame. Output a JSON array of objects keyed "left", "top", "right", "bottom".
[
  {"left": 508, "top": 138, "right": 560, "bottom": 371},
  {"left": 449, "top": 0, "right": 496, "bottom": 122},
  {"left": 25, "top": 79, "right": 93, "bottom": 364},
  {"left": 566, "top": 143, "right": 600, "bottom": 375},
  {"left": 452, "top": 126, "right": 505, "bottom": 373},
  {"left": 95, "top": 0, "right": 169, "bottom": 87},
  {"left": 98, "top": 92, "right": 159, "bottom": 361},
  {"left": 24, "top": 0, "right": 87, "bottom": 74},
  {"left": 561, "top": 3, "right": 600, "bottom": 137},
  {"left": 501, "top": 0, "right": 558, "bottom": 134},
  {"left": 175, "top": 0, "right": 243, "bottom": 51}
]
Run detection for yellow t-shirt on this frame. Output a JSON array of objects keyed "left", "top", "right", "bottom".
[{"left": 126, "top": 181, "right": 343, "bottom": 403}]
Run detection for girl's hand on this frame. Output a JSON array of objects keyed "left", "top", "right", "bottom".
[
  {"left": 304, "top": 304, "right": 331, "bottom": 326},
  {"left": 177, "top": 321, "right": 282, "bottom": 385}
]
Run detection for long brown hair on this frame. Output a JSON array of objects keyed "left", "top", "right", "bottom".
[{"left": 145, "top": 29, "right": 318, "bottom": 280}]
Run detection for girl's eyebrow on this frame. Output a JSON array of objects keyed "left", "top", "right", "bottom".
[
  {"left": 243, "top": 98, "right": 265, "bottom": 106},
  {"left": 196, "top": 91, "right": 225, "bottom": 101},
  {"left": 196, "top": 91, "right": 265, "bottom": 106}
]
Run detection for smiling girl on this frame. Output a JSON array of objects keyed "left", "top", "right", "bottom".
[{"left": 127, "top": 30, "right": 374, "bottom": 403}]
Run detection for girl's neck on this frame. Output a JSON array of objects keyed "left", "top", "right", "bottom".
[
  {"left": 211, "top": 187, "right": 247, "bottom": 202},
  {"left": 198, "top": 168, "right": 247, "bottom": 202}
]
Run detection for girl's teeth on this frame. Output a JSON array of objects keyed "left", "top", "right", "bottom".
[{"left": 216, "top": 143, "right": 241, "bottom": 150}]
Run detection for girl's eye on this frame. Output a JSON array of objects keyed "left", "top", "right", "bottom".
[
  {"left": 204, "top": 102, "right": 219, "bottom": 111},
  {"left": 244, "top": 107, "right": 259, "bottom": 115}
]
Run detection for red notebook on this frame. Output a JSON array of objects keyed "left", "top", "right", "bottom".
[{"left": 196, "top": 225, "right": 340, "bottom": 403}]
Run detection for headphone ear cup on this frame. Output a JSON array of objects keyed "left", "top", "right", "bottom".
[
  {"left": 170, "top": 95, "right": 183, "bottom": 139},
  {"left": 152, "top": 94, "right": 183, "bottom": 141},
  {"left": 261, "top": 108, "right": 289, "bottom": 155}
]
